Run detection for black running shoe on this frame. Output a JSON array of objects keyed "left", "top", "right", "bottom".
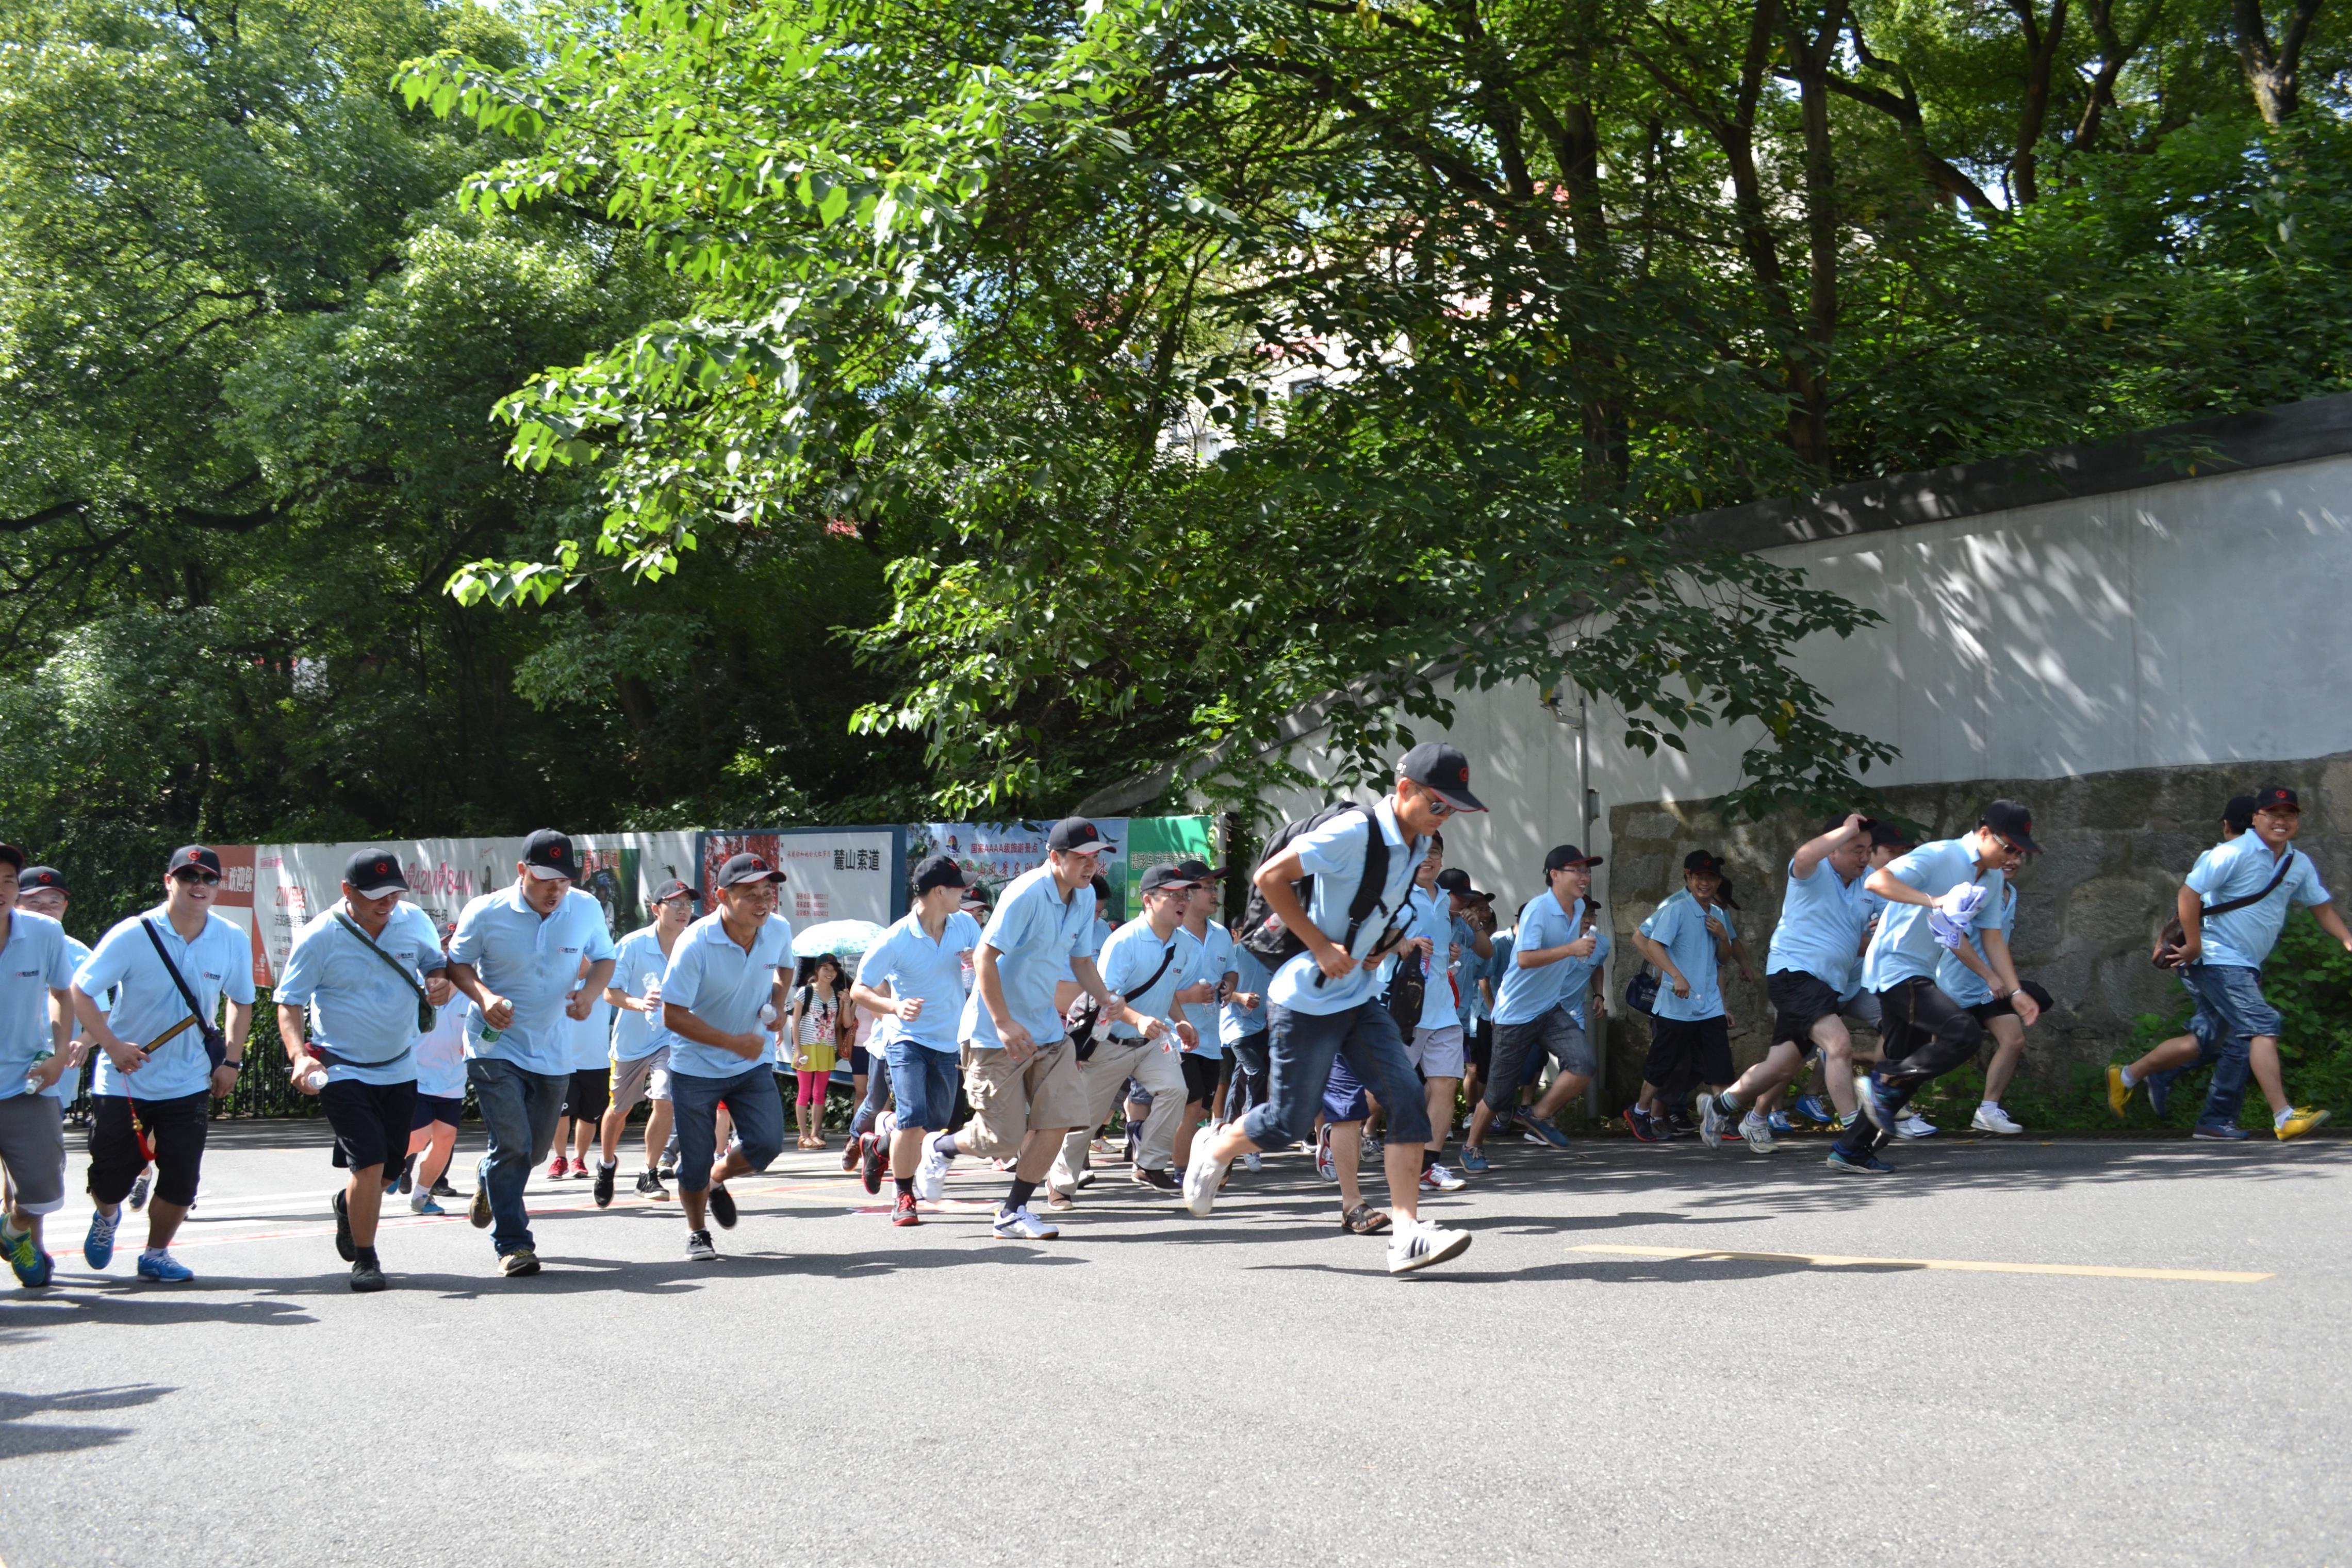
[
  {"left": 350, "top": 1258, "right": 387, "bottom": 1293},
  {"left": 706, "top": 1183, "right": 738, "bottom": 1229},
  {"left": 332, "top": 1190, "right": 356, "bottom": 1262},
  {"left": 593, "top": 1159, "right": 617, "bottom": 1209},
  {"left": 635, "top": 1168, "right": 669, "bottom": 1200},
  {"left": 860, "top": 1132, "right": 887, "bottom": 1196}
]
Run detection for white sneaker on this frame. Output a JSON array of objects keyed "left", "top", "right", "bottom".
[
  {"left": 1182, "top": 1147, "right": 1229, "bottom": 1217},
  {"left": 1386, "top": 1218, "right": 1472, "bottom": 1274},
  {"left": 913, "top": 1136, "right": 952, "bottom": 1202},
  {"left": 1420, "top": 1162, "right": 1466, "bottom": 1192},
  {"left": 1240, "top": 1151, "right": 1261, "bottom": 1173},
  {"left": 1894, "top": 1112, "right": 1937, "bottom": 1139},
  {"left": 991, "top": 1206, "right": 1060, "bottom": 1240},
  {"left": 1359, "top": 1132, "right": 1383, "bottom": 1161},
  {"left": 1971, "top": 1103, "right": 2024, "bottom": 1135},
  {"left": 1697, "top": 1094, "right": 1730, "bottom": 1149},
  {"left": 1738, "top": 1111, "right": 1776, "bottom": 1151}
]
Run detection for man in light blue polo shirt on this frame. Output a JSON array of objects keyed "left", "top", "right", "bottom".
[
  {"left": 72, "top": 845, "right": 257, "bottom": 1283},
  {"left": 1183, "top": 743, "right": 1482, "bottom": 1276},
  {"left": 1469, "top": 844, "right": 1602, "bottom": 1164},
  {"left": 851, "top": 854, "right": 983, "bottom": 1227},
  {"left": 0, "top": 845, "right": 78, "bottom": 1289},
  {"left": 2163, "top": 784, "right": 2346, "bottom": 1140},
  {"left": 1829, "top": 801, "right": 2037, "bottom": 1173},
  {"left": 1171, "top": 860, "right": 1241, "bottom": 1177},
  {"left": 274, "top": 847, "right": 451, "bottom": 1293},
  {"left": 595, "top": 878, "right": 695, "bottom": 1207},
  {"left": 1632, "top": 850, "right": 1741, "bottom": 1139},
  {"left": 447, "top": 829, "right": 617, "bottom": 1276},
  {"left": 1383, "top": 834, "right": 1480, "bottom": 1190},
  {"left": 920, "top": 818, "right": 1128, "bottom": 1241},
  {"left": 660, "top": 851, "right": 793, "bottom": 1261}
]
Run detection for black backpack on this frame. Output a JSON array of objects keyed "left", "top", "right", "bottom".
[{"left": 1238, "top": 803, "right": 1394, "bottom": 969}]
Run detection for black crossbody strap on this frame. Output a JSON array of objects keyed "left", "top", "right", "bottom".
[
  {"left": 2202, "top": 850, "right": 2297, "bottom": 919},
  {"left": 334, "top": 911, "right": 437, "bottom": 1034},
  {"left": 140, "top": 918, "right": 227, "bottom": 1066}
]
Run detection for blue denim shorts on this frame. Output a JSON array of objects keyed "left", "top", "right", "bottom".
[
  {"left": 669, "top": 1066, "right": 785, "bottom": 1194},
  {"left": 2182, "top": 964, "right": 2281, "bottom": 1048},
  {"left": 884, "top": 1038, "right": 960, "bottom": 1131}
]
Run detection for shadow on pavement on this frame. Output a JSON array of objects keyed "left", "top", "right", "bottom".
[
  {"left": 0, "top": 1382, "right": 175, "bottom": 1462},
  {"left": 1248, "top": 1253, "right": 1927, "bottom": 1285},
  {"left": 0, "top": 1291, "right": 317, "bottom": 1340}
]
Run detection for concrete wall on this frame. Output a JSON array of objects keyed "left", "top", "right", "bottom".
[{"left": 1235, "top": 399, "right": 2352, "bottom": 1067}]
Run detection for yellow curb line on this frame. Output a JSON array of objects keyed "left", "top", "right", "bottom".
[{"left": 1567, "top": 1243, "right": 2271, "bottom": 1283}]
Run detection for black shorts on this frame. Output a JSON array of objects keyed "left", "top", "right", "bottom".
[
  {"left": 1180, "top": 1053, "right": 1221, "bottom": 1105},
  {"left": 1966, "top": 979, "right": 2050, "bottom": 1029},
  {"left": 88, "top": 1092, "right": 209, "bottom": 1209},
  {"left": 850, "top": 1046, "right": 872, "bottom": 1076},
  {"left": 321, "top": 1078, "right": 418, "bottom": 1174},
  {"left": 410, "top": 1092, "right": 465, "bottom": 1131},
  {"left": 1642, "top": 1014, "right": 1734, "bottom": 1086},
  {"left": 562, "top": 1067, "right": 611, "bottom": 1123},
  {"left": 1467, "top": 1017, "right": 1493, "bottom": 1075},
  {"left": 1768, "top": 970, "right": 1845, "bottom": 1049}
]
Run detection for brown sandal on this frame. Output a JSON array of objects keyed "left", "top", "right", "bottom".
[{"left": 1341, "top": 1204, "right": 1391, "bottom": 1235}]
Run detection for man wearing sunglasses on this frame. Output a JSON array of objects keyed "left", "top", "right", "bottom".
[
  {"left": 1828, "top": 801, "right": 2040, "bottom": 1174},
  {"left": 69, "top": 846, "right": 257, "bottom": 1282},
  {"left": 1181, "top": 742, "right": 1482, "bottom": 1275}
]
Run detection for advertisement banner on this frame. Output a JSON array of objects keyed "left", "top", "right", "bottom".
[
  {"left": 695, "top": 827, "right": 906, "bottom": 927},
  {"left": 903, "top": 819, "right": 1221, "bottom": 924},
  {"left": 1123, "top": 817, "right": 1220, "bottom": 901},
  {"left": 253, "top": 833, "right": 699, "bottom": 986}
]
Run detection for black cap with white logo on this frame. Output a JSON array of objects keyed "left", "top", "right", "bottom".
[
  {"left": 521, "top": 829, "right": 582, "bottom": 881},
  {"left": 1399, "top": 742, "right": 1486, "bottom": 813},
  {"left": 343, "top": 848, "right": 407, "bottom": 898},
  {"left": 1979, "top": 799, "right": 2042, "bottom": 853}
]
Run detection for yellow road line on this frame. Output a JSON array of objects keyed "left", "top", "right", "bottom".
[{"left": 1567, "top": 1243, "right": 2270, "bottom": 1284}]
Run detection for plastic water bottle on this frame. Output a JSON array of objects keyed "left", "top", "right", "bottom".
[
  {"left": 758, "top": 1002, "right": 778, "bottom": 1029},
  {"left": 24, "top": 1050, "right": 51, "bottom": 1095},
  {"left": 301, "top": 1065, "right": 328, "bottom": 1093}
]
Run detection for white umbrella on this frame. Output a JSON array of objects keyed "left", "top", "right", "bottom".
[{"left": 793, "top": 918, "right": 887, "bottom": 960}]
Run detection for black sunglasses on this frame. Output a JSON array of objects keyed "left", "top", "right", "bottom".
[{"left": 172, "top": 869, "right": 221, "bottom": 886}]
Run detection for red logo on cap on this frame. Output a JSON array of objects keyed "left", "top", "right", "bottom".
[{"left": 750, "top": 857, "right": 768, "bottom": 871}]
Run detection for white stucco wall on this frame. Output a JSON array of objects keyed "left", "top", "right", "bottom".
[{"left": 1247, "top": 451, "right": 2352, "bottom": 917}]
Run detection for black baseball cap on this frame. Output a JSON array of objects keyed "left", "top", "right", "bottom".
[
  {"left": 1545, "top": 844, "right": 1603, "bottom": 872},
  {"left": 521, "top": 829, "right": 581, "bottom": 881},
  {"left": 1140, "top": 864, "right": 1203, "bottom": 896},
  {"left": 1865, "top": 818, "right": 1914, "bottom": 850},
  {"left": 1399, "top": 741, "right": 1486, "bottom": 813},
  {"left": 1174, "top": 858, "right": 1229, "bottom": 881},
  {"left": 649, "top": 878, "right": 695, "bottom": 904},
  {"left": 1682, "top": 850, "right": 1725, "bottom": 876},
  {"left": 1435, "top": 867, "right": 1493, "bottom": 903},
  {"left": 0, "top": 844, "right": 23, "bottom": 872},
  {"left": 2252, "top": 783, "right": 2300, "bottom": 814},
  {"left": 1980, "top": 799, "right": 2042, "bottom": 853},
  {"left": 167, "top": 845, "right": 223, "bottom": 877},
  {"left": 913, "top": 854, "right": 967, "bottom": 895},
  {"left": 20, "top": 865, "right": 65, "bottom": 894},
  {"left": 1048, "top": 817, "right": 1117, "bottom": 856},
  {"left": 2222, "top": 795, "right": 2258, "bottom": 833},
  {"left": 343, "top": 848, "right": 407, "bottom": 898},
  {"left": 716, "top": 851, "right": 786, "bottom": 887}
]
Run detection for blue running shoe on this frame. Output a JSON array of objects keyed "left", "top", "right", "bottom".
[
  {"left": 1521, "top": 1116, "right": 1570, "bottom": 1148},
  {"left": 2191, "top": 1123, "right": 2251, "bottom": 1141},
  {"left": 1857, "top": 1072, "right": 1899, "bottom": 1134},
  {"left": 1459, "top": 1145, "right": 1490, "bottom": 1173},
  {"left": 2145, "top": 1070, "right": 2175, "bottom": 1119},
  {"left": 5, "top": 1224, "right": 52, "bottom": 1288},
  {"left": 1794, "top": 1095, "right": 1836, "bottom": 1126},
  {"left": 136, "top": 1250, "right": 194, "bottom": 1283},
  {"left": 83, "top": 1207, "right": 118, "bottom": 1270},
  {"left": 1767, "top": 1110, "right": 1796, "bottom": 1134},
  {"left": 1825, "top": 1149, "right": 1894, "bottom": 1175}
]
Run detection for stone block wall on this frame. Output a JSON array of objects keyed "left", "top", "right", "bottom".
[{"left": 1599, "top": 752, "right": 2352, "bottom": 1096}]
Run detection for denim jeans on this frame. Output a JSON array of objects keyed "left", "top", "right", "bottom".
[
  {"left": 670, "top": 1066, "right": 786, "bottom": 1195},
  {"left": 468, "top": 1058, "right": 567, "bottom": 1257},
  {"left": 1222, "top": 1030, "right": 1270, "bottom": 1123},
  {"left": 2181, "top": 964, "right": 2280, "bottom": 1129},
  {"left": 849, "top": 1049, "right": 894, "bottom": 1138},
  {"left": 1245, "top": 1001, "right": 1432, "bottom": 1149},
  {"left": 882, "top": 1039, "right": 958, "bottom": 1131}
]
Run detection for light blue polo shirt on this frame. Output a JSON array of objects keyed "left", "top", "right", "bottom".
[
  {"left": 660, "top": 910, "right": 796, "bottom": 1079},
  {"left": 608, "top": 925, "right": 679, "bottom": 1062},
  {"left": 416, "top": 997, "right": 469, "bottom": 1100},
  {"left": 47, "top": 935, "right": 98, "bottom": 1102},
  {"left": 1099, "top": 917, "right": 1197, "bottom": 1044},
  {"left": 79, "top": 905, "right": 257, "bottom": 1101},
  {"left": 1493, "top": 892, "right": 1588, "bottom": 1025},
  {"left": 1638, "top": 889, "right": 1737, "bottom": 1022},
  {"left": 1221, "top": 945, "right": 1270, "bottom": 1045},
  {"left": 449, "top": 885, "right": 618, "bottom": 1076},
  {"left": 0, "top": 910, "right": 75, "bottom": 1102},
  {"left": 1937, "top": 882, "right": 2019, "bottom": 1005},
  {"left": 1560, "top": 928, "right": 1611, "bottom": 1028},
  {"left": 1177, "top": 920, "right": 1238, "bottom": 1058},
  {"left": 1860, "top": 838, "right": 2005, "bottom": 992},
  {"left": 568, "top": 994, "right": 615, "bottom": 1071},
  {"left": 1382, "top": 886, "right": 1466, "bottom": 1034},
  {"left": 2187, "top": 834, "right": 2329, "bottom": 969},
  {"left": 1768, "top": 857, "right": 1870, "bottom": 992},
  {"left": 961, "top": 865, "right": 1097, "bottom": 1049},
  {"left": 273, "top": 901, "right": 447, "bottom": 1085},
  {"left": 857, "top": 909, "right": 982, "bottom": 1054},
  {"left": 1061, "top": 915, "right": 1115, "bottom": 982},
  {"left": 1265, "top": 801, "right": 1424, "bottom": 1016}
]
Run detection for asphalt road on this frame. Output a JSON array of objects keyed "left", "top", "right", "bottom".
[{"left": 4, "top": 1119, "right": 2349, "bottom": 1567}]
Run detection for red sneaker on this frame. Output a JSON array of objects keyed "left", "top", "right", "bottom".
[
  {"left": 544, "top": 1153, "right": 566, "bottom": 1180},
  {"left": 891, "top": 1191, "right": 920, "bottom": 1227}
]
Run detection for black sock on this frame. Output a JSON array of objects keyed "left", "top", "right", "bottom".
[
  {"left": 894, "top": 1176, "right": 915, "bottom": 1199},
  {"left": 1420, "top": 1148, "right": 1438, "bottom": 1173},
  {"left": 354, "top": 1245, "right": 379, "bottom": 1266},
  {"left": 1005, "top": 1178, "right": 1038, "bottom": 1212}
]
